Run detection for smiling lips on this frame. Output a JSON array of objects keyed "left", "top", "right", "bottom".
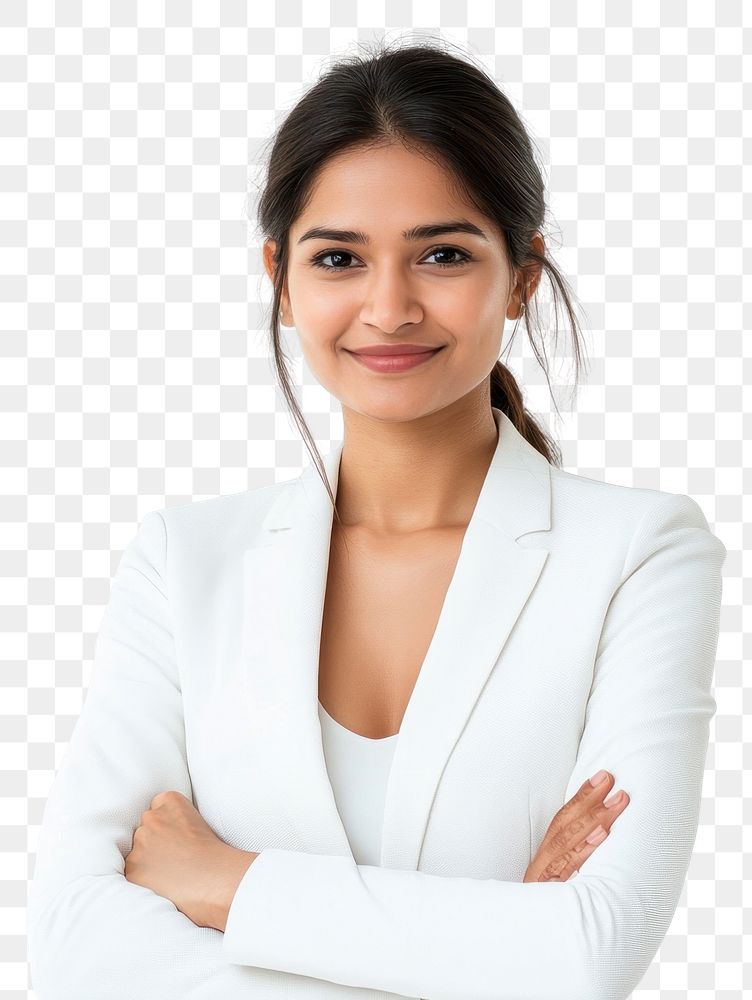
[
  {"left": 347, "top": 345, "right": 444, "bottom": 372},
  {"left": 348, "top": 343, "right": 443, "bottom": 356}
]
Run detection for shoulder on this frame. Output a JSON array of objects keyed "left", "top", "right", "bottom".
[
  {"left": 546, "top": 466, "right": 725, "bottom": 572},
  {"left": 143, "top": 477, "right": 300, "bottom": 556},
  {"left": 549, "top": 465, "right": 713, "bottom": 530}
]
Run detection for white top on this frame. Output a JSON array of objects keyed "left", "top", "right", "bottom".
[
  {"left": 26, "top": 408, "right": 726, "bottom": 999},
  {"left": 317, "top": 698, "right": 399, "bottom": 866}
]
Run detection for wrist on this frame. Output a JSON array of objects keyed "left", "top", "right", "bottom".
[{"left": 210, "top": 847, "right": 259, "bottom": 933}]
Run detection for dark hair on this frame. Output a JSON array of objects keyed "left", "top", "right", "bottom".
[{"left": 251, "top": 36, "right": 588, "bottom": 522}]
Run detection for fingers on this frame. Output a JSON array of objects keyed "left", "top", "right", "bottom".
[
  {"left": 527, "top": 771, "right": 631, "bottom": 883},
  {"left": 563, "top": 794, "right": 629, "bottom": 847},
  {"left": 544, "top": 812, "right": 619, "bottom": 882},
  {"left": 562, "top": 772, "right": 615, "bottom": 820},
  {"left": 598, "top": 788, "right": 630, "bottom": 817},
  {"left": 546, "top": 775, "right": 630, "bottom": 879},
  {"left": 539, "top": 855, "right": 570, "bottom": 881},
  {"left": 579, "top": 770, "right": 614, "bottom": 799},
  {"left": 571, "top": 772, "right": 630, "bottom": 833}
]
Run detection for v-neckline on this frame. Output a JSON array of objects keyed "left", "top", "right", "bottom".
[{"left": 317, "top": 697, "right": 400, "bottom": 742}]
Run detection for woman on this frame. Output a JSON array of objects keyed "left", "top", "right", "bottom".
[{"left": 27, "top": 39, "right": 725, "bottom": 1000}]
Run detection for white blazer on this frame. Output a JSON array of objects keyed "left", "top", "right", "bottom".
[{"left": 27, "top": 407, "right": 726, "bottom": 1000}]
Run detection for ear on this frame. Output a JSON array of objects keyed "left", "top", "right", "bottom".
[
  {"left": 263, "top": 239, "right": 293, "bottom": 327},
  {"left": 524, "top": 232, "right": 545, "bottom": 299},
  {"left": 507, "top": 232, "right": 545, "bottom": 319}
]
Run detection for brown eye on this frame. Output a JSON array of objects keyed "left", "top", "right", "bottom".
[
  {"left": 310, "top": 250, "right": 357, "bottom": 271},
  {"left": 423, "top": 246, "right": 473, "bottom": 269},
  {"left": 309, "top": 245, "right": 473, "bottom": 273}
]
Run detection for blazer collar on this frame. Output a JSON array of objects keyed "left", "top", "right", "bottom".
[
  {"left": 242, "top": 407, "right": 552, "bottom": 869},
  {"left": 261, "top": 406, "right": 551, "bottom": 539}
]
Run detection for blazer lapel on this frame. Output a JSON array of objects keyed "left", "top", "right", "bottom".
[{"left": 241, "top": 407, "right": 552, "bottom": 870}]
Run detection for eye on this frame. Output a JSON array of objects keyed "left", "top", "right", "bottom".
[
  {"left": 423, "top": 246, "right": 473, "bottom": 269},
  {"left": 310, "top": 249, "right": 358, "bottom": 272},
  {"left": 308, "top": 245, "right": 474, "bottom": 273}
]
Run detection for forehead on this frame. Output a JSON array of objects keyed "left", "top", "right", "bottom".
[{"left": 292, "top": 143, "right": 493, "bottom": 237}]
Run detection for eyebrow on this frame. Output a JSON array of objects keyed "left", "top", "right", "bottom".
[{"left": 296, "top": 219, "right": 490, "bottom": 246}]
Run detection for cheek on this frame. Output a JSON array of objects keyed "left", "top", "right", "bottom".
[
  {"left": 452, "top": 314, "right": 505, "bottom": 362},
  {"left": 291, "top": 287, "right": 350, "bottom": 353},
  {"left": 290, "top": 292, "right": 362, "bottom": 391},
  {"left": 294, "top": 324, "right": 344, "bottom": 396},
  {"left": 439, "top": 279, "right": 506, "bottom": 341}
]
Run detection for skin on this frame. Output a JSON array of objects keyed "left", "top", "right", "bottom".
[
  {"left": 124, "top": 790, "right": 255, "bottom": 933},
  {"left": 265, "top": 141, "right": 543, "bottom": 534},
  {"left": 125, "top": 140, "right": 627, "bottom": 922}
]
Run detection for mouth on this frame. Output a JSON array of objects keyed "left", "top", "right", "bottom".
[{"left": 346, "top": 346, "right": 444, "bottom": 373}]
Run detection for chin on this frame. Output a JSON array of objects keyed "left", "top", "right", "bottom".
[{"left": 341, "top": 398, "right": 449, "bottom": 424}]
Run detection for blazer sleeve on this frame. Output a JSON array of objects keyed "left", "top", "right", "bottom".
[
  {"left": 221, "top": 492, "right": 726, "bottom": 1000},
  {"left": 27, "top": 512, "right": 398, "bottom": 1000}
]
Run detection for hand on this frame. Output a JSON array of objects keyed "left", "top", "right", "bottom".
[
  {"left": 523, "top": 771, "right": 630, "bottom": 883},
  {"left": 124, "top": 789, "right": 257, "bottom": 930}
]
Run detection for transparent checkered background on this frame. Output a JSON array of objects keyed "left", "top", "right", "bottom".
[{"left": 2, "top": 1, "right": 748, "bottom": 997}]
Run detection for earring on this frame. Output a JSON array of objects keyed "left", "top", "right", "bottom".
[{"left": 519, "top": 302, "right": 526, "bottom": 316}]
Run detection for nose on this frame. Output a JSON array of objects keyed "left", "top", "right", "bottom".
[{"left": 358, "top": 265, "right": 424, "bottom": 333}]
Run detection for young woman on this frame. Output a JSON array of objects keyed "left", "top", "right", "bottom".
[{"left": 28, "top": 39, "right": 726, "bottom": 1000}]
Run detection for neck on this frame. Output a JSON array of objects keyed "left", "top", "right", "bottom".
[{"left": 333, "top": 394, "right": 499, "bottom": 535}]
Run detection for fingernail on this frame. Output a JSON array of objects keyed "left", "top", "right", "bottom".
[
  {"left": 589, "top": 769, "right": 608, "bottom": 787},
  {"left": 586, "top": 825, "right": 606, "bottom": 845},
  {"left": 604, "top": 791, "right": 624, "bottom": 807}
]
